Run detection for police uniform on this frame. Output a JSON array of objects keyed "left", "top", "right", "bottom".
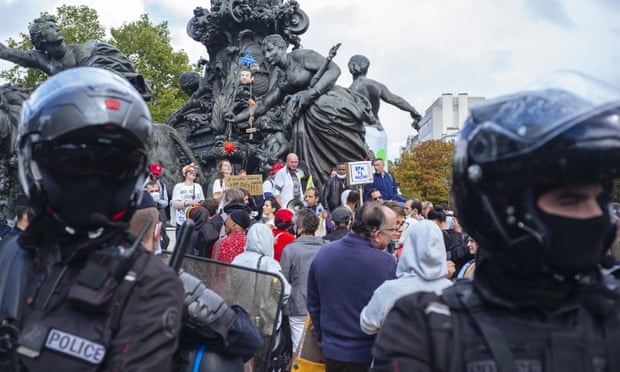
[
  {"left": 0, "top": 226, "right": 183, "bottom": 371},
  {"left": 0, "top": 68, "right": 184, "bottom": 371},
  {"left": 371, "top": 83, "right": 620, "bottom": 371},
  {"left": 371, "top": 277, "right": 620, "bottom": 371}
]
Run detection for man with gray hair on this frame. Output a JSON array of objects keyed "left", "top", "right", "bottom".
[{"left": 307, "top": 202, "right": 397, "bottom": 371}]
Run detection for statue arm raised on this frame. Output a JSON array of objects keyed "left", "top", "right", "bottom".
[
  {"left": 379, "top": 82, "right": 421, "bottom": 118},
  {"left": 0, "top": 42, "right": 50, "bottom": 73}
]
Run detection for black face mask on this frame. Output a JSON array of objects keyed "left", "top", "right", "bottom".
[{"left": 539, "top": 208, "right": 614, "bottom": 276}]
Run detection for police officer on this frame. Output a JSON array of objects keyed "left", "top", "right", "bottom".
[
  {"left": 0, "top": 67, "right": 184, "bottom": 371},
  {"left": 371, "top": 78, "right": 620, "bottom": 371}
]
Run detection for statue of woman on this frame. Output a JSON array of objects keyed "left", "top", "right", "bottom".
[
  {"left": 231, "top": 34, "right": 374, "bottom": 187},
  {"left": 0, "top": 16, "right": 151, "bottom": 100}
]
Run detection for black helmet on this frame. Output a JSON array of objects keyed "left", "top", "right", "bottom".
[
  {"left": 452, "top": 76, "right": 620, "bottom": 275},
  {"left": 17, "top": 67, "right": 153, "bottom": 232}
]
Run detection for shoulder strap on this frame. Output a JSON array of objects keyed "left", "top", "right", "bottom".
[
  {"left": 424, "top": 298, "right": 455, "bottom": 372},
  {"left": 256, "top": 255, "right": 265, "bottom": 271},
  {"left": 454, "top": 282, "right": 518, "bottom": 372},
  {"left": 604, "top": 305, "right": 620, "bottom": 371},
  {"left": 102, "top": 248, "right": 149, "bottom": 347}
]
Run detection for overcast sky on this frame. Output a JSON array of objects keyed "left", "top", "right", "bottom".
[{"left": 1, "top": 0, "right": 619, "bottom": 159}]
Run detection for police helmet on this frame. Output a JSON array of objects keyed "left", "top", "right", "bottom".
[
  {"left": 452, "top": 72, "right": 620, "bottom": 274},
  {"left": 17, "top": 67, "right": 153, "bottom": 232}
]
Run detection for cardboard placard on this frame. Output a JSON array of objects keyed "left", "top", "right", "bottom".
[{"left": 225, "top": 175, "right": 263, "bottom": 196}]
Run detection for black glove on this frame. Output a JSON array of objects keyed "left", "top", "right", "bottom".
[{"left": 179, "top": 270, "right": 234, "bottom": 336}]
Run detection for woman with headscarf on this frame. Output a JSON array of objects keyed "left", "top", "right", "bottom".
[{"left": 360, "top": 220, "right": 453, "bottom": 335}]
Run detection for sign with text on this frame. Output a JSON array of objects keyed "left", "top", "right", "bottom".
[
  {"left": 225, "top": 175, "right": 263, "bottom": 196},
  {"left": 347, "top": 161, "right": 373, "bottom": 185}
]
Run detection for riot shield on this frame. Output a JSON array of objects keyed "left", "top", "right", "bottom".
[{"left": 182, "top": 254, "right": 285, "bottom": 372}]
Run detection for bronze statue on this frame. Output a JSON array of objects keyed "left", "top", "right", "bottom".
[
  {"left": 348, "top": 54, "right": 422, "bottom": 130},
  {"left": 0, "top": 16, "right": 152, "bottom": 100},
  {"left": 231, "top": 34, "right": 375, "bottom": 187},
  {"left": 0, "top": 84, "right": 31, "bottom": 209},
  {"left": 171, "top": 1, "right": 313, "bottom": 195}
]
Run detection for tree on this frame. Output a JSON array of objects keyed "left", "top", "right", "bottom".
[
  {"left": 109, "top": 14, "right": 197, "bottom": 123},
  {"left": 0, "top": 5, "right": 105, "bottom": 86},
  {"left": 0, "top": 6, "right": 196, "bottom": 123},
  {"left": 391, "top": 140, "right": 454, "bottom": 204}
]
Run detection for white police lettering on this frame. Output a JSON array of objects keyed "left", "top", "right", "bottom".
[{"left": 45, "top": 329, "right": 106, "bottom": 364}]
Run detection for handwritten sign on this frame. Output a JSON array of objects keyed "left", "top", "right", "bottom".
[
  {"left": 347, "top": 161, "right": 373, "bottom": 185},
  {"left": 225, "top": 175, "right": 263, "bottom": 196}
]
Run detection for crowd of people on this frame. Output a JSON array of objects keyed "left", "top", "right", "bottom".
[
  {"left": 2, "top": 65, "right": 620, "bottom": 372},
  {"left": 139, "top": 73, "right": 620, "bottom": 371}
]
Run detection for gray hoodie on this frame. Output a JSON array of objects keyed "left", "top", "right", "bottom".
[
  {"left": 360, "top": 220, "right": 452, "bottom": 334},
  {"left": 231, "top": 223, "right": 291, "bottom": 302},
  {"left": 229, "top": 223, "right": 291, "bottom": 336}
]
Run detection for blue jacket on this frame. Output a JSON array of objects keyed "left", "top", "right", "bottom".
[
  {"left": 364, "top": 172, "right": 405, "bottom": 202},
  {"left": 307, "top": 232, "right": 397, "bottom": 363}
]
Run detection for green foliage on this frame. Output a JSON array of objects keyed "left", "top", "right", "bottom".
[
  {"left": 53, "top": 5, "right": 106, "bottom": 43},
  {"left": 0, "top": 35, "right": 42, "bottom": 86},
  {"left": 109, "top": 14, "right": 197, "bottom": 123},
  {"left": 0, "top": 5, "right": 105, "bottom": 86},
  {"left": 391, "top": 140, "right": 454, "bottom": 204}
]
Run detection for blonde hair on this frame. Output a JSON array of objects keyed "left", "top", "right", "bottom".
[{"left": 128, "top": 207, "right": 159, "bottom": 248}]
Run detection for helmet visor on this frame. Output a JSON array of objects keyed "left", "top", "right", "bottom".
[{"left": 33, "top": 142, "right": 146, "bottom": 181}]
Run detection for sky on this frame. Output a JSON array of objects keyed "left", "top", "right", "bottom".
[{"left": 1, "top": 0, "right": 619, "bottom": 160}]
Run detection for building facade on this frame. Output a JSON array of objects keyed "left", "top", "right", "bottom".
[{"left": 404, "top": 93, "right": 485, "bottom": 151}]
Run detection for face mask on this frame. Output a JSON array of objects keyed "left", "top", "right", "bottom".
[
  {"left": 539, "top": 208, "right": 614, "bottom": 275},
  {"left": 336, "top": 174, "right": 347, "bottom": 180},
  {"left": 150, "top": 192, "right": 160, "bottom": 201}
]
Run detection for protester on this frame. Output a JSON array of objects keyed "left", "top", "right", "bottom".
[
  {"left": 307, "top": 202, "right": 398, "bottom": 371},
  {"left": 322, "top": 162, "right": 348, "bottom": 212},
  {"left": 144, "top": 163, "right": 170, "bottom": 250},
  {"left": 280, "top": 209, "right": 324, "bottom": 352},
  {"left": 324, "top": 207, "right": 353, "bottom": 241},
  {"left": 273, "top": 153, "right": 304, "bottom": 209},
  {"left": 128, "top": 190, "right": 162, "bottom": 254},
  {"left": 360, "top": 220, "right": 451, "bottom": 335},
  {"left": 363, "top": 159, "right": 405, "bottom": 202},
  {"left": 272, "top": 208, "right": 296, "bottom": 261},
  {"left": 172, "top": 162, "right": 205, "bottom": 234},
  {"left": 263, "top": 162, "right": 285, "bottom": 200},
  {"left": 213, "top": 209, "right": 251, "bottom": 263}
]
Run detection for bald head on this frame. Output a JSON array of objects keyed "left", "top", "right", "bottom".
[{"left": 286, "top": 153, "right": 299, "bottom": 171}]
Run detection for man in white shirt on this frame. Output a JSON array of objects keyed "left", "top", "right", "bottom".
[{"left": 273, "top": 153, "right": 304, "bottom": 209}]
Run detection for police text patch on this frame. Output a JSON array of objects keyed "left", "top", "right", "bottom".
[{"left": 45, "top": 329, "right": 106, "bottom": 364}]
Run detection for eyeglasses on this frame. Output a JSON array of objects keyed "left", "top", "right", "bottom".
[{"left": 186, "top": 170, "right": 197, "bottom": 175}]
